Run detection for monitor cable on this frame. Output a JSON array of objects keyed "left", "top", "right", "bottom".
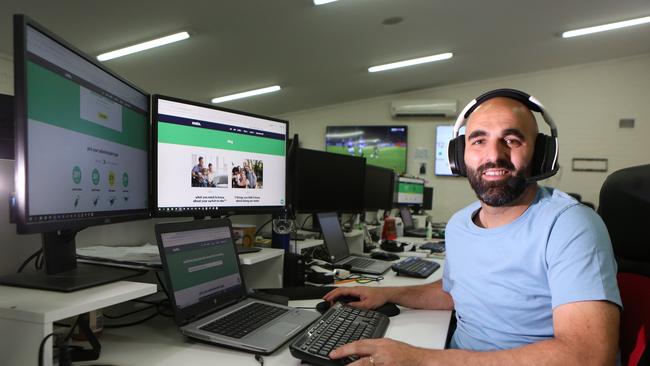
[{"left": 17, "top": 248, "right": 42, "bottom": 273}]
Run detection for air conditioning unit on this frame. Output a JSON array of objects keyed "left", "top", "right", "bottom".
[{"left": 390, "top": 99, "right": 458, "bottom": 118}]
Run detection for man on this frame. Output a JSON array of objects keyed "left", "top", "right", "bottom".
[
  {"left": 325, "top": 92, "right": 621, "bottom": 366},
  {"left": 191, "top": 156, "right": 205, "bottom": 187},
  {"left": 206, "top": 163, "right": 216, "bottom": 187}
]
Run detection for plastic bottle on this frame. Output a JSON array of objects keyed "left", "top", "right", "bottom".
[{"left": 425, "top": 220, "right": 432, "bottom": 240}]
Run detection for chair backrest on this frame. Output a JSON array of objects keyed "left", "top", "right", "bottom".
[
  {"left": 617, "top": 273, "right": 650, "bottom": 366},
  {"left": 598, "top": 164, "right": 650, "bottom": 276}
]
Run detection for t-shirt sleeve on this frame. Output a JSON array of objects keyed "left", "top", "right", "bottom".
[
  {"left": 545, "top": 204, "right": 622, "bottom": 308},
  {"left": 442, "top": 256, "right": 451, "bottom": 293}
]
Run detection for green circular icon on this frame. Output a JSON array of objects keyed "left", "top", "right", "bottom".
[
  {"left": 72, "top": 166, "right": 82, "bottom": 184},
  {"left": 108, "top": 171, "right": 116, "bottom": 187},
  {"left": 91, "top": 169, "right": 100, "bottom": 185},
  {"left": 122, "top": 172, "right": 129, "bottom": 187}
]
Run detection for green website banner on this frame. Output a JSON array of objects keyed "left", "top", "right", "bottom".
[
  {"left": 166, "top": 246, "right": 239, "bottom": 291},
  {"left": 27, "top": 61, "right": 147, "bottom": 151},
  {"left": 398, "top": 182, "right": 424, "bottom": 194},
  {"left": 158, "top": 122, "right": 285, "bottom": 157}
]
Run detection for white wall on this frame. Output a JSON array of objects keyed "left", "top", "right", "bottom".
[{"left": 282, "top": 53, "right": 650, "bottom": 222}]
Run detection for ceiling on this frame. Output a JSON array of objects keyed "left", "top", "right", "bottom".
[{"left": 1, "top": 0, "right": 650, "bottom": 117}]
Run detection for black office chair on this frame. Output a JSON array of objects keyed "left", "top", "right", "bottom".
[
  {"left": 598, "top": 164, "right": 650, "bottom": 276},
  {"left": 598, "top": 164, "right": 650, "bottom": 366}
]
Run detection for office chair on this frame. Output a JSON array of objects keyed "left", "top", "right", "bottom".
[
  {"left": 617, "top": 273, "right": 649, "bottom": 366},
  {"left": 598, "top": 164, "right": 650, "bottom": 275},
  {"left": 598, "top": 164, "right": 650, "bottom": 365}
]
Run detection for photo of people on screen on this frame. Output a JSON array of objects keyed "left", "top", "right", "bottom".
[
  {"left": 231, "top": 159, "right": 263, "bottom": 189},
  {"left": 191, "top": 155, "right": 229, "bottom": 188}
]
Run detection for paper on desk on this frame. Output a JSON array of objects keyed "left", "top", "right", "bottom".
[{"left": 76, "top": 243, "right": 161, "bottom": 266}]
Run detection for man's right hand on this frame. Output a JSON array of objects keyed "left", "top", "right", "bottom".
[{"left": 322, "top": 286, "right": 392, "bottom": 310}]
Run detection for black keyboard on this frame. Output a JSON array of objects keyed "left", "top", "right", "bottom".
[
  {"left": 345, "top": 257, "right": 374, "bottom": 268},
  {"left": 199, "top": 302, "right": 288, "bottom": 338},
  {"left": 290, "top": 304, "right": 389, "bottom": 366},
  {"left": 419, "top": 241, "right": 445, "bottom": 253},
  {"left": 391, "top": 257, "right": 440, "bottom": 278}
]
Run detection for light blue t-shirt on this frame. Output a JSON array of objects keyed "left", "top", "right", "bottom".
[{"left": 442, "top": 187, "right": 621, "bottom": 351}]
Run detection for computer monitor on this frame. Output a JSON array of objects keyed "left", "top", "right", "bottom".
[
  {"left": 294, "top": 148, "right": 365, "bottom": 213},
  {"left": 395, "top": 176, "right": 424, "bottom": 206},
  {"left": 3, "top": 15, "right": 150, "bottom": 291},
  {"left": 422, "top": 187, "right": 434, "bottom": 211},
  {"left": 363, "top": 165, "right": 395, "bottom": 210},
  {"left": 152, "top": 95, "right": 287, "bottom": 216},
  {"left": 325, "top": 125, "right": 407, "bottom": 174}
]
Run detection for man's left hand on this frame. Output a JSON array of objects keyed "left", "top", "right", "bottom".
[{"left": 329, "top": 338, "right": 433, "bottom": 366}]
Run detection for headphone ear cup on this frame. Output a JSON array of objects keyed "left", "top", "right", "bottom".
[
  {"left": 531, "top": 133, "right": 557, "bottom": 176},
  {"left": 448, "top": 135, "right": 467, "bottom": 177}
]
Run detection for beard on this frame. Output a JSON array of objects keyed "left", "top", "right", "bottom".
[{"left": 467, "top": 160, "right": 529, "bottom": 207}]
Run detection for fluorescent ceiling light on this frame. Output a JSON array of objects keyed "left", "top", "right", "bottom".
[
  {"left": 314, "top": 0, "right": 339, "bottom": 5},
  {"left": 97, "top": 31, "right": 190, "bottom": 61},
  {"left": 211, "top": 85, "right": 281, "bottom": 104},
  {"left": 562, "top": 16, "right": 650, "bottom": 38},
  {"left": 368, "top": 52, "right": 453, "bottom": 73}
]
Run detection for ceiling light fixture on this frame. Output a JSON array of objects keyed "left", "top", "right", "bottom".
[
  {"left": 313, "top": 0, "right": 339, "bottom": 5},
  {"left": 368, "top": 52, "right": 453, "bottom": 73},
  {"left": 562, "top": 15, "right": 650, "bottom": 38},
  {"left": 97, "top": 31, "right": 190, "bottom": 61},
  {"left": 211, "top": 85, "right": 281, "bottom": 104}
]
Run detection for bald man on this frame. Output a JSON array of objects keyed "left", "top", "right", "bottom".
[{"left": 325, "top": 96, "right": 621, "bottom": 366}]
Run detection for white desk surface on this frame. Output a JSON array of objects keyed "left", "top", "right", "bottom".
[
  {"left": 0, "top": 281, "right": 157, "bottom": 323},
  {"left": 82, "top": 252, "right": 451, "bottom": 365},
  {"left": 239, "top": 247, "right": 284, "bottom": 265}
]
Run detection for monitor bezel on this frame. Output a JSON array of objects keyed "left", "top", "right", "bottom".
[
  {"left": 13, "top": 14, "right": 151, "bottom": 235},
  {"left": 151, "top": 94, "right": 289, "bottom": 217},
  {"left": 324, "top": 125, "right": 408, "bottom": 174}
]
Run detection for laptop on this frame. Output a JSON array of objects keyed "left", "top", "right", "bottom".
[
  {"left": 155, "top": 218, "right": 319, "bottom": 355},
  {"left": 316, "top": 212, "right": 392, "bottom": 275},
  {"left": 399, "top": 206, "right": 427, "bottom": 237}
]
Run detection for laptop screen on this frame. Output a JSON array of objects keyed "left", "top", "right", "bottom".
[
  {"left": 399, "top": 206, "right": 414, "bottom": 229},
  {"left": 317, "top": 212, "right": 350, "bottom": 262},
  {"left": 160, "top": 225, "right": 243, "bottom": 309}
]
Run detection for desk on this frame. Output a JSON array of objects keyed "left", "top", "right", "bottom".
[
  {"left": 0, "top": 281, "right": 157, "bottom": 366},
  {"left": 79, "top": 257, "right": 451, "bottom": 365},
  {"left": 239, "top": 248, "right": 284, "bottom": 288}
]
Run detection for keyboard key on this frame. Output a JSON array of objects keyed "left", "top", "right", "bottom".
[{"left": 200, "top": 302, "right": 288, "bottom": 338}]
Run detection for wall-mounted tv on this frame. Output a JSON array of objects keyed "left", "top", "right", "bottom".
[
  {"left": 435, "top": 124, "right": 464, "bottom": 176},
  {"left": 325, "top": 125, "right": 407, "bottom": 174}
]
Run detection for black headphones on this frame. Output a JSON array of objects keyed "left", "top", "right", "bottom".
[{"left": 447, "top": 88, "right": 559, "bottom": 183}]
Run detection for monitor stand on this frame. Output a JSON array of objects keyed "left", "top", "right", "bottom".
[{"left": 0, "top": 230, "right": 144, "bottom": 292}]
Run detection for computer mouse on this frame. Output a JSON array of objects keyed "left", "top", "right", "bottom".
[
  {"left": 315, "top": 296, "right": 401, "bottom": 317},
  {"left": 315, "top": 295, "right": 361, "bottom": 314},
  {"left": 370, "top": 251, "right": 400, "bottom": 261}
]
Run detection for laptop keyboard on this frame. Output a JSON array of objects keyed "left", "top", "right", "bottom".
[
  {"left": 290, "top": 304, "right": 389, "bottom": 365},
  {"left": 200, "top": 302, "right": 288, "bottom": 338},
  {"left": 346, "top": 257, "right": 374, "bottom": 268}
]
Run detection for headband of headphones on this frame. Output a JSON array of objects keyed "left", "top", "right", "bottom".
[
  {"left": 448, "top": 88, "right": 559, "bottom": 182},
  {"left": 452, "top": 88, "right": 558, "bottom": 138}
]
